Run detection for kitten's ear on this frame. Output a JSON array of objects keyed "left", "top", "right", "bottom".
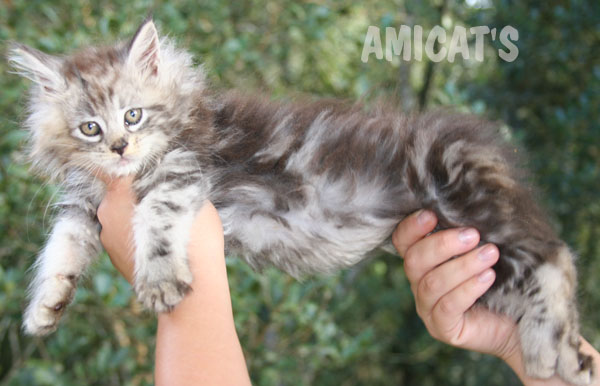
[
  {"left": 127, "top": 18, "right": 161, "bottom": 77},
  {"left": 8, "top": 43, "right": 64, "bottom": 94}
]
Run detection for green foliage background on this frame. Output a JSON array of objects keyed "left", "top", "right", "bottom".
[{"left": 0, "top": 0, "right": 598, "bottom": 385}]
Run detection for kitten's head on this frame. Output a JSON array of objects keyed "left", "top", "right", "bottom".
[{"left": 9, "top": 18, "right": 208, "bottom": 180}]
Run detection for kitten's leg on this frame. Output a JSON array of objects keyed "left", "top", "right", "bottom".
[
  {"left": 516, "top": 248, "right": 593, "bottom": 385},
  {"left": 24, "top": 208, "right": 102, "bottom": 335},
  {"left": 411, "top": 116, "right": 594, "bottom": 384},
  {"left": 131, "top": 182, "right": 204, "bottom": 313}
]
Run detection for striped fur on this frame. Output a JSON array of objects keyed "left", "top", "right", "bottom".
[{"left": 9, "top": 19, "right": 593, "bottom": 385}]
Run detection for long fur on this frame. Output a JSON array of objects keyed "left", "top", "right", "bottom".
[{"left": 8, "top": 19, "right": 594, "bottom": 385}]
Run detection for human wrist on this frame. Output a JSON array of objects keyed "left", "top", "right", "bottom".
[
  {"left": 502, "top": 345, "right": 531, "bottom": 384},
  {"left": 493, "top": 331, "right": 543, "bottom": 385}
]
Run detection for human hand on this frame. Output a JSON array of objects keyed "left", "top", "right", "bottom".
[
  {"left": 392, "top": 210, "right": 600, "bottom": 385},
  {"left": 392, "top": 210, "right": 520, "bottom": 359},
  {"left": 96, "top": 176, "right": 137, "bottom": 284}
]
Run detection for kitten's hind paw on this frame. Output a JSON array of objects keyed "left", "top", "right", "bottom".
[
  {"left": 523, "top": 348, "right": 559, "bottom": 380},
  {"left": 557, "top": 346, "right": 595, "bottom": 386},
  {"left": 23, "top": 274, "right": 77, "bottom": 335},
  {"left": 521, "top": 323, "right": 595, "bottom": 386},
  {"left": 135, "top": 279, "right": 192, "bottom": 313}
]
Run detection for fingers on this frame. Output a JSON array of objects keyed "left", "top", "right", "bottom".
[
  {"left": 97, "top": 176, "right": 136, "bottom": 284},
  {"left": 395, "top": 213, "right": 515, "bottom": 355},
  {"left": 417, "top": 244, "right": 499, "bottom": 317},
  {"left": 105, "top": 175, "right": 135, "bottom": 192},
  {"left": 429, "top": 267, "right": 496, "bottom": 344},
  {"left": 97, "top": 176, "right": 135, "bottom": 226},
  {"left": 97, "top": 176, "right": 135, "bottom": 262},
  {"left": 403, "top": 227, "right": 480, "bottom": 287},
  {"left": 392, "top": 210, "right": 438, "bottom": 256}
]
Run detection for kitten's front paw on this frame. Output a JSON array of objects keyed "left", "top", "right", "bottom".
[
  {"left": 135, "top": 278, "right": 192, "bottom": 313},
  {"left": 23, "top": 274, "right": 77, "bottom": 335},
  {"left": 133, "top": 237, "right": 194, "bottom": 312}
]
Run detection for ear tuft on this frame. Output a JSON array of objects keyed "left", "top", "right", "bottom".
[
  {"left": 127, "top": 18, "right": 161, "bottom": 77},
  {"left": 7, "top": 43, "right": 63, "bottom": 93}
]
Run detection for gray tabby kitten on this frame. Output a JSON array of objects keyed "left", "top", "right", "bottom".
[{"left": 8, "top": 18, "right": 594, "bottom": 385}]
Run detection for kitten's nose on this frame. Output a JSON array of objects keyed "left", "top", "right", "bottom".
[{"left": 110, "top": 139, "right": 129, "bottom": 156}]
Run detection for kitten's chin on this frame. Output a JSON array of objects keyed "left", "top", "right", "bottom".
[{"left": 103, "top": 158, "right": 142, "bottom": 177}]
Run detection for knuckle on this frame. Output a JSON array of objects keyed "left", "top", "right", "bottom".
[
  {"left": 437, "top": 297, "right": 455, "bottom": 316},
  {"left": 429, "top": 308, "right": 463, "bottom": 346},
  {"left": 420, "top": 272, "right": 440, "bottom": 295},
  {"left": 403, "top": 246, "right": 415, "bottom": 262},
  {"left": 403, "top": 248, "right": 418, "bottom": 276},
  {"left": 391, "top": 230, "right": 405, "bottom": 255},
  {"left": 447, "top": 334, "right": 464, "bottom": 347},
  {"left": 392, "top": 212, "right": 424, "bottom": 256},
  {"left": 415, "top": 304, "right": 426, "bottom": 320}
]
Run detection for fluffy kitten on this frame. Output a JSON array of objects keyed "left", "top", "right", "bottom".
[{"left": 9, "top": 18, "right": 594, "bottom": 385}]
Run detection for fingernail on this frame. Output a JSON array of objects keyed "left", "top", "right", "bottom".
[
  {"left": 478, "top": 245, "right": 498, "bottom": 262},
  {"left": 478, "top": 269, "right": 495, "bottom": 283},
  {"left": 417, "top": 210, "right": 434, "bottom": 225},
  {"left": 458, "top": 228, "right": 478, "bottom": 244}
]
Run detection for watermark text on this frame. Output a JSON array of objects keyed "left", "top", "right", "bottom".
[{"left": 361, "top": 25, "right": 519, "bottom": 63}]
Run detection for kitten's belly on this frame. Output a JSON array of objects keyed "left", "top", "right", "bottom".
[{"left": 212, "top": 177, "right": 404, "bottom": 277}]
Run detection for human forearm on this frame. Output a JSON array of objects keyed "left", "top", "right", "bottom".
[{"left": 154, "top": 203, "right": 251, "bottom": 386}]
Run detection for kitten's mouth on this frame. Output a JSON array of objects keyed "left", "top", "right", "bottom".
[
  {"left": 118, "top": 157, "right": 132, "bottom": 166},
  {"left": 107, "top": 156, "right": 140, "bottom": 177}
]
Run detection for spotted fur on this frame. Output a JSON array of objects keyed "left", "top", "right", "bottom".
[{"left": 9, "top": 18, "right": 593, "bottom": 385}]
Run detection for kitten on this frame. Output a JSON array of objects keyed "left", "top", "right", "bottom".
[{"left": 8, "top": 18, "right": 594, "bottom": 385}]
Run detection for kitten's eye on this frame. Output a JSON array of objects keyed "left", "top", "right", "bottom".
[
  {"left": 79, "top": 122, "right": 102, "bottom": 137},
  {"left": 124, "top": 108, "right": 143, "bottom": 126}
]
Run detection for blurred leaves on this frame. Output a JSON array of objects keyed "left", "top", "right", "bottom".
[{"left": 0, "top": 0, "right": 598, "bottom": 385}]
